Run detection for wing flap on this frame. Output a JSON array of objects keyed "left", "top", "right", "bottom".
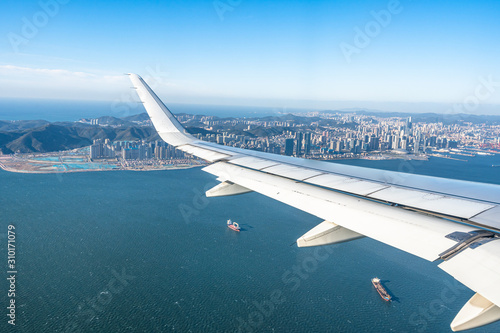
[
  {"left": 368, "top": 187, "right": 495, "bottom": 219},
  {"left": 470, "top": 206, "right": 500, "bottom": 230},
  {"left": 439, "top": 240, "right": 500, "bottom": 308},
  {"left": 307, "top": 173, "right": 389, "bottom": 196},
  {"left": 260, "top": 163, "right": 324, "bottom": 181},
  {"left": 228, "top": 156, "right": 279, "bottom": 170}
]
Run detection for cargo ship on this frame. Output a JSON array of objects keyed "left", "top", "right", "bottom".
[
  {"left": 372, "top": 278, "right": 391, "bottom": 301},
  {"left": 227, "top": 219, "right": 240, "bottom": 232}
]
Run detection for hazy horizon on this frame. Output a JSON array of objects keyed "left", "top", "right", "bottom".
[{"left": 1, "top": 96, "right": 500, "bottom": 123}]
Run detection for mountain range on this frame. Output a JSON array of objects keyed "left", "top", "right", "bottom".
[
  {"left": 2, "top": 110, "right": 499, "bottom": 154},
  {"left": 0, "top": 113, "right": 159, "bottom": 154}
]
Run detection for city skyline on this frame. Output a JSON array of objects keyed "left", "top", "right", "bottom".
[
  {"left": 1, "top": 1, "right": 499, "bottom": 115},
  {"left": 82, "top": 110, "right": 500, "bottom": 162}
]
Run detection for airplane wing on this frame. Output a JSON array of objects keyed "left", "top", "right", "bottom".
[{"left": 128, "top": 73, "right": 500, "bottom": 331}]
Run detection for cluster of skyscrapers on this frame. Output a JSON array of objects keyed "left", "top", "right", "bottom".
[
  {"left": 89, "top": 112, "right": 500, "bottom": 161},
  {"left": 90, "top": 139, "right": 186, "bottom": 161},
  {"left": 284, "top": 132, "right": 312, "bottom": 156},
  {"left": 188, "top": 113, "right": 499, "bottom": 158}
]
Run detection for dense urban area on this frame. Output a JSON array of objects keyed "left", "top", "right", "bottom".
[
  {"left": 2, "top": 110, "right": 499, "bottom": 173},
  {"left": 89, "top": 111, "right": 500, "bottom": 163}
]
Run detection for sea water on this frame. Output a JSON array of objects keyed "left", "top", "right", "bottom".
[
  {"left": 0, "top": 99, "right": 306, "bottom": 122},
  {"left": 1, "top": 155, "right": 499, "bottom": 332}
]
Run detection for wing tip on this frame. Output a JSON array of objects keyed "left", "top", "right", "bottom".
[{"left": 126, "top": 73, "right": 142, "bottom": 79}]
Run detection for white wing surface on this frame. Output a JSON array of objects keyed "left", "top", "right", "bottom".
[{"left": 128, "top": 73, "right": 500, "bottom": 331}]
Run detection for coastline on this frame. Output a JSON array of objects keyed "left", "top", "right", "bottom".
[
  {"left": 0, "top": 155, "right": 204, "bottom": 174},
  {"left": 2, "top": 147, "right": 496, "bottom": 174},
  {"left": 1, "top": 152, "right": 426, "bottom": 174},
  {"left": 0, "top": 163, "right": 202, "bottom": 174}
]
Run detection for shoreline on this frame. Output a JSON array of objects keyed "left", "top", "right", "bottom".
[
  {"left": 0, "top": 164, "right": 202, "bottom": 174},
  {"left": 2, "top": 148, "right": 496, "bottom": 174},
  {"left": 0, "top": 157, "right": 204, "bottom": 174}
]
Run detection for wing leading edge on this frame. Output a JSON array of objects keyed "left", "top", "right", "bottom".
[{"left": 128, "top": 73, "right": 500, "bottom": 331}]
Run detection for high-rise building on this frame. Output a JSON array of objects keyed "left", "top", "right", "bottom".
[
  {"left": 304, "top": 132, "right": 311, "bottom": 155},
  {"left": 400, "top": 136, "right": 407, "bottom": 150},
  {"left": 90, "top": 139, "right": 115, "bottom": 159},
  {"left": 406, "top": 116, "right": 413, "bottom": 131},
  {"left": 155, "top": 146, "right": 166, "bottom": 159},
  {"left": 284, "top": 138, "right": 294, "bottom": 156},
  {"left": 335, "top": 140, "right": 343, "bottom": 152},
  {"left": 90, "top": 143, "right": 101, "bottom": 159},
  {"left": 295, "top": 132, "right": 303, "bottom": 156},
  {"left": 138, "top": 145, "right": 145, "bottom": 159},
  {"left": 414, "top": 133, "right": 421, "bottom": 153},
  {"left": 369, "top": 137, "right": 379, "bottom": 151},
  {"left": 122, "top": 148, "right": 140, "bottom": 160}
]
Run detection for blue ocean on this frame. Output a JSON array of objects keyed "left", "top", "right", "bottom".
[
  {"left": 0, "top": 99, "right": 306, "bottom": 122},
  {"left": 1, "top": 155, "right": 500, "bottom": 332}
]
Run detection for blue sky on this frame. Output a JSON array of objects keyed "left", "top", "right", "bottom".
[{"left": 1, "top": 0, "right": 499, "bottom": 114}]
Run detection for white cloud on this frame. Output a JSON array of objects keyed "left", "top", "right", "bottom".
[
  {"left": 0, "top": 65, "right": 129, "bottom": 100},
  {"left": 0, "top": 65, "right": 126, "bottom": 81},
  {"left": 0, "top": 65, "right": 208, "bottom": 101},
  {"left": 0, "top": 65, "right": 92, "bottom": 77}
]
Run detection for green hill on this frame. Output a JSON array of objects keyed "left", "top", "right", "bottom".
[{"left": 0, "top": 124, "right": 161, "bottom": 154}]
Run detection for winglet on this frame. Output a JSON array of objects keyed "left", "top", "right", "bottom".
[{"left": 128, "top": 73, "right": 194, "bottom": 147}]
